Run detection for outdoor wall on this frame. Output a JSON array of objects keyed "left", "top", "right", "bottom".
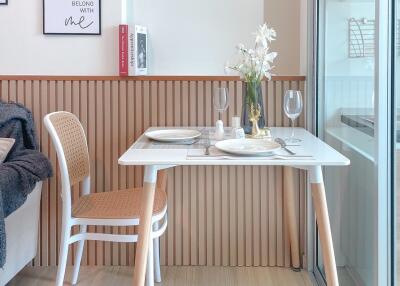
[
  {"left": 0, "top": 0, "right": 263, "bottom": 75},
  {"left": 325, "top": 0, "right": 375, "bottom": 77},
  {"left": 323, "top": 0, "right": 376, "bottom": 127}
]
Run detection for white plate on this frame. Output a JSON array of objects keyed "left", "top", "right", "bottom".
[
  {"left": 145, "top": 129, "right": 202, "bottom": 142},
  {"left": 215, "top": 139, "right": 281, "bottom": 156}
]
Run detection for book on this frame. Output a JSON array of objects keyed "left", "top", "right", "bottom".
[
  {"left": 119, "top": 24, "right": 128, "bottom": 76},
  {"left": 128, "top": 25, "right": 135, "bottom": 76},
  {"left": 119, "top": 24, "right": 148, "bottom": 76}
]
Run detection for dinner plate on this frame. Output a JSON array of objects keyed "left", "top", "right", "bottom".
[
  {"left": 215, "top": 139, "right": 281, "bottom": 156},
  {"left": 145, "top": 129, "right": 202, "bottom": 142}
]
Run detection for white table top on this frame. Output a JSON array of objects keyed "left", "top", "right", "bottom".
[{"left": 118, "top": 127, "right": 350, "bottom": 167}]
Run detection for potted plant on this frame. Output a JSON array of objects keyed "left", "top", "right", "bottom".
[{"left": 227, "top": 23, "right": 277, "bottom": 136}]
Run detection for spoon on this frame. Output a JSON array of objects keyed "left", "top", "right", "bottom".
[{"left": 274, "top": 138, "right": 296, "bottom": 155}]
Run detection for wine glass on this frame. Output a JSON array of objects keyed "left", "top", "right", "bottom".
[
  {"left": 283, "top": 90, "right": 303, "bottom": 143},
  {"left": 213, "top": 87, "right": 229, "bottom": 120}
]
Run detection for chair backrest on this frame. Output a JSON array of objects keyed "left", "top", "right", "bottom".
[
  {"left": 44, "top": 111, "right": 90, "bottom": 217},
  {"left": 44, "top": 111, "right": 168, "bottom": 219}
]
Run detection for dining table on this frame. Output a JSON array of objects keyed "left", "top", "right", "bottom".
[{"left": 118, "top": 126, "right": 350, "bottom": 286}]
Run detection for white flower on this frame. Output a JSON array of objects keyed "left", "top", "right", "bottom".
[
  {"left": 258, "top": 23, "right": 276, "bottom": 42},
  {"left": 254, "top": 24, "right": 276, "bottom": 49},
  {"left": 265, "top": 52, "right": 278, "bottom": 62},
  {"left": 226, "top": 23, "right": 277, "bottom": 82}
]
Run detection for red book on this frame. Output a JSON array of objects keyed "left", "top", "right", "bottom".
[{"left": 119, "top": 24, "right": 128, "bottom": 76}]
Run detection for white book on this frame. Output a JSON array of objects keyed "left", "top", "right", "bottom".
[
  {"left": 127, "top": 25, "right": 136, "bottom": 76},
  {"left": 128, "top": 25, "right": 148, "bottom": 75}
]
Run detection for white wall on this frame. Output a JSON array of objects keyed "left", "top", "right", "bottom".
[
  {"left": 0, "top": 0, "right": 122, "bottom": 76},
  {"left": 0, "top": 0, "right": 263, "bottom": 75},
  {"left": 325, "top": 0, "right": 375, "bottom": 77},
  {"left": 129, "top": 0, "right": 264, "bottom": 75},
  {"left": 322, "top": 0, "right": 375, "bottom": 127}
]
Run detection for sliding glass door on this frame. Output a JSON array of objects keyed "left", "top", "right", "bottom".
[
  {"left": 394, "top": 0, "right": 400, "bottom": 284},
  {"left": 315, "top": 0, "right": 392, "bottom": 285}
]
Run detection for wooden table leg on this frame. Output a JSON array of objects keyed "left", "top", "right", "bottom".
[
  {"left": 133, "top": 165, "right": 158, "bottom": 286},
  {"left": 310, "top": 166, "right": 339, "bottom": 286},
  {"left": 283, "top": 166, "right": 301, "bottom": 270}
]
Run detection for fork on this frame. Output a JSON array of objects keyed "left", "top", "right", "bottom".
[
  {"left": 275, "top": 138, "right": 296, "bottom": 155},
  {"left": 204, "top": 131, "right": 211, "bottom": 155}
]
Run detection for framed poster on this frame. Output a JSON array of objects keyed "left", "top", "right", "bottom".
[
  {"left": 43, "top": 0, "right": 101, "bottom": 35},
  {"left": 0, "top": 0, "right": 8, "bottom": 5}
]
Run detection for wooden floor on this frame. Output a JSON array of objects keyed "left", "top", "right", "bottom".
[{"left": 9, "top": 266, "right": 314, "bottom": 286}]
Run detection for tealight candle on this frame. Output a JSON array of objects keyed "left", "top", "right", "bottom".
[
  {"left": 232, "top": 116, "right": 241, "bottom": 129},
  {"left": 231, "top": 116, "right": 245, "bottom": 139}
]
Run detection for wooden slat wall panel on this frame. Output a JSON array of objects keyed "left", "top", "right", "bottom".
[{"left": 0, "top": 77, "right": 307, "bottom": 267}]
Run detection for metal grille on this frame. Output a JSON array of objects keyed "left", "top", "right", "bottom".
[{"left": 348, "top": 18, "right": 375, "bottom": 58}]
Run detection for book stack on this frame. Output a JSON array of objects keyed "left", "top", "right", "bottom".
[{"left": 119, "top": 24, "right": 148, "bottom": 76}]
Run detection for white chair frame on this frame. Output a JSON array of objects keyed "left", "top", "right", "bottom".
[{"left": 44, "top": 112, "right": 167, "bottom": 286}]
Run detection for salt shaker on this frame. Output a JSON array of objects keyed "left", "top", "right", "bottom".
[{"left": 215, "top": 120, "right": 225, "bottom": 140}]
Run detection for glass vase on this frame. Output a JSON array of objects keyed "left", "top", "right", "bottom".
[{"left": 241, "top": 81, "right": 266, "bottom": 134}]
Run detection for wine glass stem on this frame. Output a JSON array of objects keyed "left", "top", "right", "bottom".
[{"left": 291, "top": 119, "right": 295, "bottom": 139}]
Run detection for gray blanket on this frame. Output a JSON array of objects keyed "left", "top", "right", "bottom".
[{"left": 0, "top": 101, "right": 53, "bottom": 268}]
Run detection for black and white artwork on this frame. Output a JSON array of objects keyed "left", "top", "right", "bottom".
[
  {"left": 43, "top": 0, "right": 101, "bottom": 35},
  {"left": 0, "top": 0, "right": 8, "bottom": 5},
  {"left": 137, "top": 33, "right": 147, "bottom": 69},
  {"left": 135, "top": 25, "right": 148, "bottom": 75}
]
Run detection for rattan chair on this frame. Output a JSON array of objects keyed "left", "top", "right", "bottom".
[{"left": 44, "top": 111, "right": 167, "bottom": 286}]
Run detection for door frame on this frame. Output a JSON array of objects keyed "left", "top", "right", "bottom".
[{"left": 375, "top": 0, "right": 393, "bottom": 285}]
